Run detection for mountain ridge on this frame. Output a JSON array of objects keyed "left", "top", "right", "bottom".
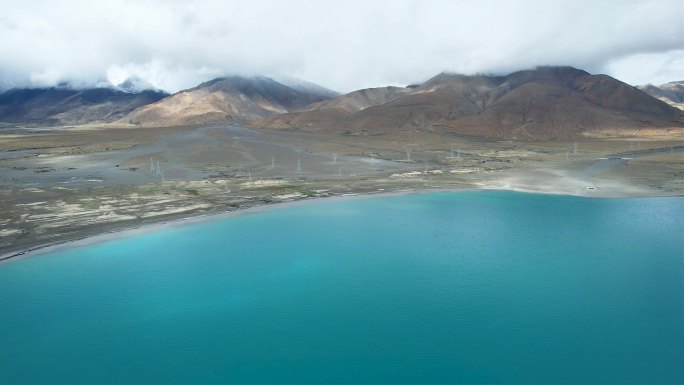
[
  {"left": 119, "top": 76, "right": 337, "bottom": 127},
  {"left": 257, "top": 66, "right": 682, "bottom": 139},
  {"left": 638, "top": 81, "right": 684, "bottom": 110},
  {"left": 0, "top": 86, "right": 168, "bottom": 126},
  {"left": 1, "top": 67, "right": 682, "bottom": 140}
]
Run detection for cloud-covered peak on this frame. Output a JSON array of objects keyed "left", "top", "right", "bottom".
[
  {"left": 115, "top": 76, "right": 162, "bottom": 93},
  {"left": 0, "top": 0, "right": 682, "bottom": 93}
]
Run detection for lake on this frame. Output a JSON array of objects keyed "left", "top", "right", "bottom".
[{"left": 1, "top": 191, "right": 682, "bottom": 384}]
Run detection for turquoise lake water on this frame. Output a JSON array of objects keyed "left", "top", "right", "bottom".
[{"left": 0, "top": 191, "right": 682, "bottom": 384}]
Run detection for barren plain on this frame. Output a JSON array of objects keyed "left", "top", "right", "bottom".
[{"left": 1, "top": 124, "right": 682, "bottom": 261}]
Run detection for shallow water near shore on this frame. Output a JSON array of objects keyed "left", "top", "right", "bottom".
[{"left": 0, "top": 191, "right": 682, "bottom": 384}]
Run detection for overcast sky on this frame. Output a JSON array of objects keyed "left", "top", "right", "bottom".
[{"left": 0, "top": 0, "right": 682, "bottom": 93}]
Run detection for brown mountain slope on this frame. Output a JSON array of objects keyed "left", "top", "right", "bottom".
[
  {"left": 435, "top": 68, "right": 682, "bottom": 139},
  {"left": 257, "top": 66, "right": 683, "bottom": 139},
  {"left": 338, "top": 74, "right": 502, "bottom": 134},
  {"left": 257, "top": 78, "right": 493, "bottom": 132},
  {"left": 301, "top": 86, "right": 411, "bottom": 113},
  {"left": 259, "top": 86, "right": 412, "bottom": 130},
  {"left": 119, "top": 76, "right": 336, "bottom": 127}
]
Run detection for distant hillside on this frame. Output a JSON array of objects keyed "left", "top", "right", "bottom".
[
  {"left": 257, "top": 66, "right": 683, "bottom": 139},
  {"left": 638, "top": 81, "right": 684, "bottom": 110},
  {"left": 120, "top": 76, "right": 337, "bottom": 127},
  {"left": 275, "top": 76, "right": 340, "bottom": 100},
  {"left": 261, "top": 86, "right": 412, "bottom": 130},
  {"left": 302, "top": 86, "right": 411, "bottom": 113},
  {"left": 0, "top": 86, "right": 168, "bottom": 126},
  {"left": 2, "top": 69, "right": 682, "bottom": 139}
]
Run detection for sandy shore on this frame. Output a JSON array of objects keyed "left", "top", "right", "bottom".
[
  {"left": 0, "top": 187, "right": 453, "bottom": 263},
  {"left": 3, "top": 174, "right": 681, "bottom": 265}
]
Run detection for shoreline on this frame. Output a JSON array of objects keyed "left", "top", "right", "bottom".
[
  {"left": 0, "top": 187, "right": 451, "bottom": 264},
  {"left": 2, "top": 183, "right": 682, "bottom": 265},
  {"left": 2, "top": 123, "right": 682, "bottom": 264}
]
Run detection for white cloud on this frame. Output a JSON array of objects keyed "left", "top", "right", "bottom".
[
  {"left": 105, "top": 61, "right": 224, "bottom": 92},
  {"left": 0, "top": 0, "right": 682, "bottom": 93},
  {"left": 605, "top": 50, "right": 684, "bottom": 86}
]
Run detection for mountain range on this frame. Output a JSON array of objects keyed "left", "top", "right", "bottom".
[
  {"left": 0, "top": 85, "right": 168, "bottom": 126},
  {"left": 0, "top": 67, "right": 681, "bottom": 139},
  {"left": 259, "top": 67, "right": 682, "bottom": 139},
  {"left": 120, "top": 76, "right": 337, "bottom": 127},
  {"left": 638, "top": 81, "right": 684, "bottom": 110}
]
